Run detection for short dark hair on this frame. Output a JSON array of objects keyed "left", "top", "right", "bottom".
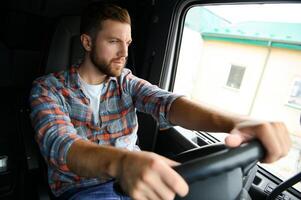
[{"left": 80, "top": 2, "right": 131, "bottom": 39}]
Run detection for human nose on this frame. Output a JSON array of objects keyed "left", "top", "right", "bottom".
[{"left": 118, "top": 42, "right": 128, "bottom": 57}]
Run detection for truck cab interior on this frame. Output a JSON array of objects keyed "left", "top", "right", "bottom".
[{"left": 1, "top": 0, "right": 301, "bottom": 199}]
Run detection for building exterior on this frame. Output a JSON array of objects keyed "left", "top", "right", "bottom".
[{"left": 175, "top": 7, "right": 301, "bottom": 136}]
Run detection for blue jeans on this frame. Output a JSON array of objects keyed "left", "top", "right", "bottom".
[{"left": 59, "top": 181, "right": 131, "bottom": 200}]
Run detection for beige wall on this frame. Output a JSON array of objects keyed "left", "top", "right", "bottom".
[
  {"left": 191, "top": 40, "right": 268, "bottom": 115},
  {"left": 251, "top": 48, "right": 301, "bottom": 135}
]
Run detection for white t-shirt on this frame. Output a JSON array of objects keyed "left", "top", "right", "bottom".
[{"left": 78, "top": 75, "right": 104, "bottom": 124}]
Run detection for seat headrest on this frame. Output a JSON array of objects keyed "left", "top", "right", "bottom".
[{"left": 46, "top": 16, "right": 84, "bottom": 74}]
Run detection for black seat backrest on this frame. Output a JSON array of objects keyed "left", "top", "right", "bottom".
[{"left": 46, "top": 16, "right": 84, "bottom": 74}]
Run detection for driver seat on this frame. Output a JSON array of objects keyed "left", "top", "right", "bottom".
[
  {"left": 45, "top": 16, "right": 83, "bottom": 74},
  {"left": 40, "top": 16, "right": 83, "bottom": 200}
]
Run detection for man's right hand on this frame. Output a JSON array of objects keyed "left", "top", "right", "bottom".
[
  {"left": 117, "top": 151, "right": 189, "bottom": 200},
  {"left": 67, "top": 140, "right": 188, "bottom": 199}
]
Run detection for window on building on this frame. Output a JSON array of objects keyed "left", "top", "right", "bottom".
[
  {"left": 288, "top": 78, "right": 301, "bottom": 109},
  {"left": 226, "top": 65, "right": 246, "bottom": 89}
]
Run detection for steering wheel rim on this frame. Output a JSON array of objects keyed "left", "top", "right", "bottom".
[{"left": 173, "top": 140, "right": 265, "bottom": 184}]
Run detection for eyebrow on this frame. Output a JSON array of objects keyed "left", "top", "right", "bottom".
[{"left": 107, "top": 37, "right": 132, "bottom": 43}]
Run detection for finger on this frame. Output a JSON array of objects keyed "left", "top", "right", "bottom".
[
  {"left": 271, "top": 122, "right": 291, "bottom": 157},
  {"left": 276, "top": 122, "right": 291, "bottom": 155},
  {"left": 143, "top": 170, "right": 176, "bottom": 200},
  {"left": 225, "top": 131, "right": 244, "bottom": 147},
  {"left": 129, "top": 180, "right": 160, "bottom": 200},
  {"left": 273, "top": 122, "right": 286, "bottom": 157},
  {"left": 140, "top": 181, "right": 161, "bottom": 200},
  {"left": 156, "top": 163, "right": 189, "bottom": 197},
  {"left": 154, "top": 155, "right": 189, "bottom": 197},
  {"left": 255, "top": 123, "right": 283, "bottom": 163},
  {"left": 225, "top": 129, "right": 254, "bottom": 147},
  {"left": 157, "top": 154, "right": 180, "bottom": 166}
]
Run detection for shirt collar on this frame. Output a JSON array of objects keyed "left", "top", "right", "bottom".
[{"left": 65, "top": 65, "right": 118, "bottom": 90}]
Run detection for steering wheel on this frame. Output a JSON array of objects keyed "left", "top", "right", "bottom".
[{"left": 173, "top": 140, "right": 265, "bottom": 200}]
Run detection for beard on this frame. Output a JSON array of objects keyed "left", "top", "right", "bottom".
[{"left": 89, "top": 44, "right": 126, "bottom": 77}]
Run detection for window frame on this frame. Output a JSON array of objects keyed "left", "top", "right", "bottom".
[{"left": 160, "top": 0, "right": 301, "bottom": 198}]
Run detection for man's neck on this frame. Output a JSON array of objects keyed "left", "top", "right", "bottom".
[{"left": 78, "top": 60, "right": 107, "bottom": 85}]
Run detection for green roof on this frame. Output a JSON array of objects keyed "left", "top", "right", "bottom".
[{"left": 185, "top": 7, "right": 301, "bottom": 50}]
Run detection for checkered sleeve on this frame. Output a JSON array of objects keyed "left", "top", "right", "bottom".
[
  {"left": 29, "top": 78, "right": 81, "bottom": 173},
  {"left": 123, "top": 70, "right": 183, "bottom": 130}
]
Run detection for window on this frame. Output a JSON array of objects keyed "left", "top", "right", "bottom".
[
  {"left": 226, "top": 65, "right": 245, "bottom": 89},
  {"left": 288, "top": 78, "right": 301, "bottom": 109},
  {"left": 173, "top": 3, "right": 301, "bottom": 191}
]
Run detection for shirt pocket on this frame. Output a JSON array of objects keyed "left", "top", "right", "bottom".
[
  {"left": 105, "top": 93, "right": 133, "bottom": 114},
  {"left": 106, "top": 118, "right": 123, "bottom": 134},
  {"left": 105, "top": 93, "right": 137, "bottom": 135},
  {"left": 67, "top": 98, "right": 92, "bottom": 126}
]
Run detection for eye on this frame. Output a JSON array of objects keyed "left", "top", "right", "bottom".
[{"left": 109, "top": 39, "right": 119, "bottom": 43}]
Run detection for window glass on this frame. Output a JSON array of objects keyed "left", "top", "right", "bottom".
[
  {"left": 226, "top": 65, "right": 246, "bottom": 89},
  {"left": 174, "top": 3, "right": 301, "bottom": 191},
  {"left": 288, "top": 78, "right": 301, "bottom": 109}
]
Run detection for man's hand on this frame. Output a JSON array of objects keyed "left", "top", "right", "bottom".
[
  {"left": 225, "top": 120, "right": 292, "bottom": 163},
  {"left": 117, "top": 151, "right": 189, "bottom": 200},
  {"left": 67, "top": 140, "right": 188, "bottom": 200}
]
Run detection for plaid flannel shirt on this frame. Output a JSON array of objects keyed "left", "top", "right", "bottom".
[{"left": 29, "top": 66, "right": 181, "bottom": 196}]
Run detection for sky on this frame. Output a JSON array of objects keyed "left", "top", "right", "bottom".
[{"left": 204, "top": 4, "right": 301, "bottom": 24}]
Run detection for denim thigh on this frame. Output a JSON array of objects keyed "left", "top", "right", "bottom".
[{"left": 68, "top": 181, "right": 131, "bottom": 200}]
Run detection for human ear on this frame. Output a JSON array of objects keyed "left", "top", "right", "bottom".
[{"left": 80, "top": 34, "right": 93, "bottom": 51}]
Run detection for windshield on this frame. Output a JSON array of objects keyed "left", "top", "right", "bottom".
[{"left": 173, "top": 3, "right": 301, "bottom": 191}]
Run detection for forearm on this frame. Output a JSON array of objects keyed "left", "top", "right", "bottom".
[
  {"left": 67, "top": 140, "right": 189, "bottom": 199},
  {"left": 169, "top": 97, "right": 247, "bottom": 133},
  {"left": 66, "top": 139, "right": 127, "bottom": 179}
]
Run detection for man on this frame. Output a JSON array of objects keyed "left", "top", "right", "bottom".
[{"left": 29, "top": 2, "right": 291, "bottom": 200}]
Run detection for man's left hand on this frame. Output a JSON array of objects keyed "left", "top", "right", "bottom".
[{"left": 225, "top": 120, "right": 292, "bottom": 163}]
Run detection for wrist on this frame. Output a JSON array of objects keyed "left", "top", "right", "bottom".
[{"left": 106, "top": 148, "right": 128, "bottom": 178}]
